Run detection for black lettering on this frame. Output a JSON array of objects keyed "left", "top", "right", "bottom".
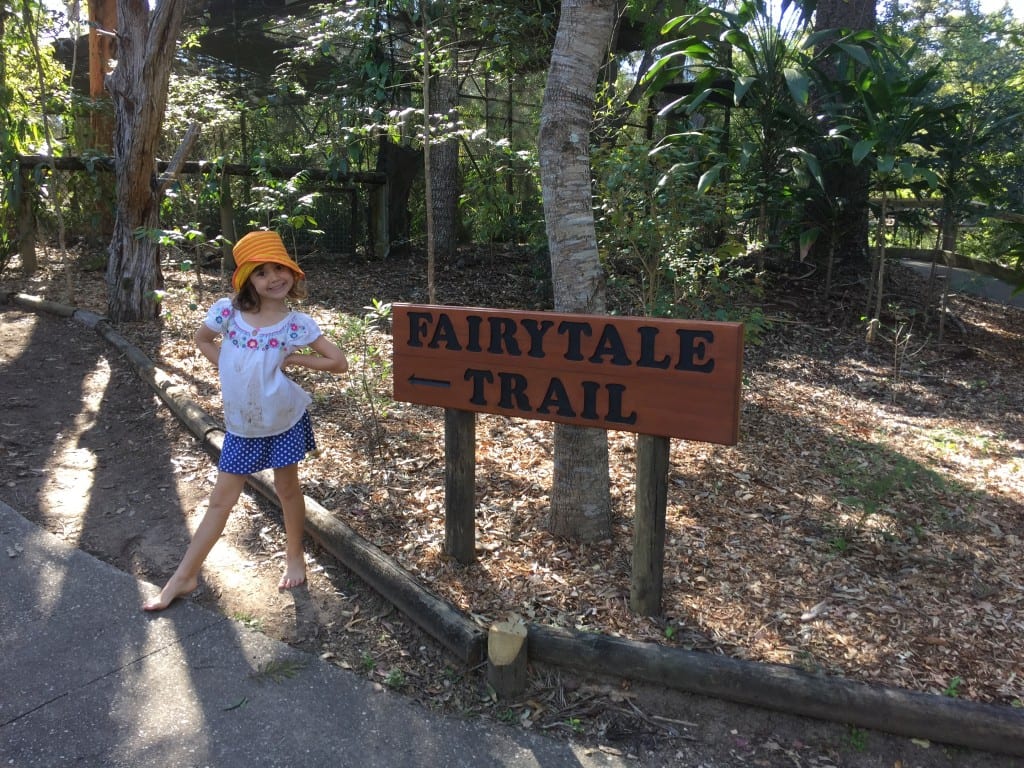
[
  {"left": 537, "top": 378, "right": 577, "bottom": 417},
  {"left": 466, "top": 315, "right": 483, "bottom": 352},
  {"left": 580, "top": 381, "right": 601, "bottom": 419},
  {"left": 521, "top": 319, "right": 554, "bottom": 358},
  {"left": 588, "top": 324, "right": 632, "bottom": 366},
  {"left": 464, "top": 368, "right": 493, "bottom": 404},
  {"left": 605, "top": 384, "right": 638, "bottom": 424},
  {"left": 637, "top": 326, "right": 670, "bottom": 369},
  {"left": 498, "top": 372, "right": 531, "bottom": 410},
  {"left": 429, "top": 313, "right": 462, "bottom": 351},
  {"left": 674, "top": 330, "right": 715, "bottom": 373},
  {"left": 407, "top": 311, "right": 433, "bottom": 347},
  {"left": 488, "top": 317, "right": 521, "bottom": 355},
  {"left": 558, "top": 321, "right": 592, "bottom": 361}
]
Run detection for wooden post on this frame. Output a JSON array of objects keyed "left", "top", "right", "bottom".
[
  {"left": 630, "top": 433, "right": 670, "bottom": 615},
  {"left": 487, "top": 614, "right": 529, "bottom": 699},
  {"left": 372, "top": 183, "right": 389, "bottom": 259},
  {"left": 16, "top": 168, "right": 37, "bottom": 276},
  {"left": 219, "top": 179, "right": 237, "bottom": 269},
  {"left": 444, "top": 408, "right": 476, "bottom": 564}
]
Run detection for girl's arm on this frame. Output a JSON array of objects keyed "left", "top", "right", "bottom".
[
  {"left": 195, "top": 324, "right": 221, "bottom": 366},
  {"left": 284, "top": 334, "right": 349, "bottom": 374}
]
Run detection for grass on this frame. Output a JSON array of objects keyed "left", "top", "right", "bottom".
[
  {"left": 384, "top": 668, "right": 406, "bottom": 689},
  {"left": 846, "top": 726, "right": 868, "bottom": 751},
  {"left": 944, "top": 676, "right": 964, "bottom": 698},
  {"left": 823, "top": 437, "right": 962, "bottom": 541},
  {"left": 232, "top": 611, "right": 263, "bottom": 632},
  {"left": 249, "top": 658, "right": 308, "bottom": 683}
]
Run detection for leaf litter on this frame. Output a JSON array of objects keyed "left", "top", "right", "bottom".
[{"left": 4, "top": 245, "right": 1023, "bottom": 761}]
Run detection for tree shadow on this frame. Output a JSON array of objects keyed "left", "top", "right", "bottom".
[{"left": 0, "top": 306, "right": 253, "bottom": 762}]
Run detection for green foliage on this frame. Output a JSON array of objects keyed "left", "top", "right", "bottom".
[
  {"left": 164, "top": 72, "right": 241, "bottom": 147},
  {"left": 243, "top": 167, "right": 323, "bottom": 252},
  {"left": 459, "top": 138, "right": 544, "bottom": 246},
  {"left": 4, "top": 0, "right": 1021, "bottom": 319},
  {"left": 383, "top": 668, "right": 406, "bottom": 689},
  {"left": 593, "top": 138, "right": 768, "bottom": 341},
  {"left": 565, "top": 716, "right": 584, "bottom": 733},
  {"left": 643, "top": 0, "right": 1024, "bottom": 289},
  {"left": 971, "top": 220, "right": 1024, "bottom": 292},
  {"left": 1, "top": 0, "right": 70, "bottom": 253},
  {"left": 943, "top": 675, "right": 964, "bottom": 698},
  {"left": 889, "top": 1, "right": 1024, "bottom": 267},
  {"left": 643, "top": 0, "right": 825, "bottom": 254},
  {"left": 331, "top": 300, "right": 394, "bottom": 467},
  {"left": 846, "top": 726, "right": 868, "bottom": 751},
  {"left": 0, "top": 1, "right": 67, "bottom": 157},
  {"left": 819, "top": 32, "right": 944, "bottom": 189}
]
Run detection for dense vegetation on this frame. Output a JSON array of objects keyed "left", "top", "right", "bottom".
[{"left": 2, "top": 0, "right": 1023, "bottom": 325}]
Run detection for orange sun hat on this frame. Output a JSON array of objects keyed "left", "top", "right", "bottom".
[{"left": 231, "top": 230, "right": 306, "bottom": 292}]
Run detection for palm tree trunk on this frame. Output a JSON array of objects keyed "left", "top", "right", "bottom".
[{"left": 538, "top": 0, "right": 616, "bottom": 541}]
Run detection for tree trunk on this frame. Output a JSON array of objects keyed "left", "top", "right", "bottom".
[
  {"left": 370, "top": 136, "right": 421, "bottom": 259},
  {"left": 866, "top": 192, "right": 888, "bottom": 343},
  {"left": 423, "top": 24, "right": 435, "bottom": 301},
  {"left": 105, "top": 0, "right": 186, "bottom": 323},
  {"left": 16, "top": 168, "right": 38, "bottom": 276},
  {"left": 431, "top": 72, "right": 460, "bottom": 267},
  {"left": 538, "top": 0, "right": 616, "bottom": 542},
  {"left": 87, "top": 0, "right": 117, "bottom": 239}
]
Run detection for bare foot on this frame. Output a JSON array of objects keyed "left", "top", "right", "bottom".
[
  {"left": 278, "top": 556, "right": 306, "bottom": 591},
  {"left": 142, "top": 575, "right": 198, "bottom": 612}
]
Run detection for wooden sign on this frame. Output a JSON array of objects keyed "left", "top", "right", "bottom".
[{"left": 392, "top": 304, "right": 743, "bottom": 444}]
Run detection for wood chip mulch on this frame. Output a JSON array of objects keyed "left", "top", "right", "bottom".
[{"left": 10, "top": 244, "right": 1024, "bottom": 709}]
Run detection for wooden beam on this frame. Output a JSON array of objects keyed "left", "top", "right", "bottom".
[
  {"left": 527, "top": 623, "right": 1024, "bottom": 757},
  {"left": 16, "top": 154, "right": 385, "bottom": 185}
]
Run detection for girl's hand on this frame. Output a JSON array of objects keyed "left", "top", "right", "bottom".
[{"left": 283, "top": 336, "right": 348, "bottom": 374}]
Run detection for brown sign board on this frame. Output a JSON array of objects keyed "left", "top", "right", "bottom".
[{"left": 391, "top": 304, "right": 744, "bottom": 444}]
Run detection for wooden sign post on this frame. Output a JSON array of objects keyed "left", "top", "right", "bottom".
[{"left": 392, "top": 304, "right": 744, "bottom": 615}]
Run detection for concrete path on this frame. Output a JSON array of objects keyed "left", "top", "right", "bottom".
[
  {"left": 0, "top": 500, "right": 627, "bottom": 768},
  {"left": 902, "top": 259, "right": 1024, "bottom": 308}
]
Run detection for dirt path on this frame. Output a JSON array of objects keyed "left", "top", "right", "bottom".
[{"left": 3, "top": 302, "right": 1021, "bottom": 768}]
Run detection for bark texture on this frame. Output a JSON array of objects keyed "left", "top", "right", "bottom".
[
  {"left": 105, "top": 0, "right": 185, "bottom": 322},
  {"left": 538, "top": 0, "right": 616, "bottom": 541},
  {"left": 430, "top": 73, "right": 460, "bottom": 267}
]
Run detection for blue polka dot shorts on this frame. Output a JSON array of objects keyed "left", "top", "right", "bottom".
[{"left": 218, "top": 411, "right": 316, "bottom": 475}]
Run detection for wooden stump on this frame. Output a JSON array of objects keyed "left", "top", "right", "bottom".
[{"left": 487, "top": 614, "right": 528, "bottom": 699}]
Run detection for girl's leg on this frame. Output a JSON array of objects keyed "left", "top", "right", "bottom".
[
  {"left": 142, "top": 471, "right": 247, "bottom": 611},
  {"left": 273, "top": 463, "right": 307, "bottom": 589}
]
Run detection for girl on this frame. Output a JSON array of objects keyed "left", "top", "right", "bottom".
[{"left": 143, "top": 230, "right": 348, "bottom": 611}]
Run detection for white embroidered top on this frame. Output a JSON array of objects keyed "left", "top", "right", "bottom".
[{"left": 204, "top": 297, "right": 322, "bottom": 438}]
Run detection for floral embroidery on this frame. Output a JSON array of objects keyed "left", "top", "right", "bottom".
[{"left": 217, "top": 306, "right": 315, "bottom": 353}]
